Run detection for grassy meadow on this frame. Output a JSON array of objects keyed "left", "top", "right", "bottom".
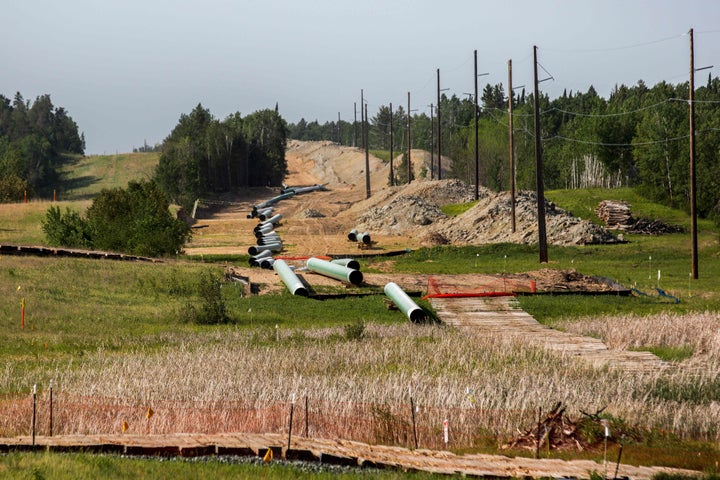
[{"left": 1, "top": 152, "right": 720, "bottom": 477}]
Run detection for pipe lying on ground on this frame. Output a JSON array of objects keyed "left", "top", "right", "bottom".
[
  {"left": 306, "top": 257, "right": 363, "bottom": 285},
  {"left": 347, "top": 229, "right": 358, "bottom": 241},
  {"left": 281, "top": 184, "right": 326, "bottom": 195},
  {"left": 248, "top": 249, "right": 273, "bottom": 266},
  {"left": 384, "top": 282, "right": 426, "bottom": 323},
  {"left": 257, "top": 207, "right": 274, "bottom": 221},
  {"left": 260, "top": 258, "right": 275, "bottom": 269},
  {"left": 254, "top": 225, "right": 275, "bottom": 238},
  {"left": 254, "top": 191, "right": 295, "bottom": 211},
  {"left": 273, "top": 259, "right": 308, "bottom": 296},
  {"left": 257, "top": 213, "right": 282, "bottom": 228},
  {"left": 357, "top": 232, "right": 371, "bottom": 244},
  {"left": 248, "top": 242, "right": 283, "bottom": 256},
  {"left": 257, "top": 237, "right": 282, "bottom": 246},
  {"left": 331, "top": 258, "right": 360, "bottom": 270}
]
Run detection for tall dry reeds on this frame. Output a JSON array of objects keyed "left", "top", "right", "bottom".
[{"left": 2, "top": 316, "right": 719, "bottom": 448}]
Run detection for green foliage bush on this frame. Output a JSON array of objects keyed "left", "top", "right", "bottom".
[
  {"left": 181, "top": 271, "right": 229, "bottom": 325},
  {"left": 42, "top": 180, "right": 190, "bottom": 256}
]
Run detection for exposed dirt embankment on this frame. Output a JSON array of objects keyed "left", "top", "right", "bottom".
[{"left": 185, "top": 140, "right": 616, "bottom": 256}]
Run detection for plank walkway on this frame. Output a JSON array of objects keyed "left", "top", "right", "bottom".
[
  {"left": 429, "top": 296, "right": 668, "bottom": 372},
  {"left": 0, "top": 433, "right": 698, "bottom": 479}
]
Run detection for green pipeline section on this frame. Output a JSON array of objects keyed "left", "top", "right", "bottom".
[
  {"left": 306, "top": 257, "right": 363, "bottom": 285},
  {"left": 384, "top": 282, "right": 425, "bottom": 323},
  {"left": 273, "top": 259, "right": 308, "bottom": 296}
]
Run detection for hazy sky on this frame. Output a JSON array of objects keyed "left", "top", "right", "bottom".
[{"left": 4, "top": 0, "right": 720, "bottom": 154}]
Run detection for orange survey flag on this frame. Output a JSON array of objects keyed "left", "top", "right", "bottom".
[
  {"left": 263, "top": 448, "right": 273, "bottom": 464},
  {"left": 146, "top": 407, "right": 154, "bottom": 419}
]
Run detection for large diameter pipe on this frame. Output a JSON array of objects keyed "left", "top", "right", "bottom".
[
  {"left": 260, "top": 258, "right": 276, "bottom": 269},
  {"left": 384, "top": 282, "right": 425, "bottom": 323},
  {"left": 260, "top": 213, "right": 283, "bottom": 227},
  {"left": 255, "top": 191, "right": 295, "bottom": 210},
  {"left": 331, "top": 258, "right": 360, "bottom": 271},
  {"left": 307, "top": 257, "right": 363, "bottom": 285},
  {"left": 254, "top": 225, "right": 275, "bottom": 238},
  {"left": 248, "top": 242, "right": 283, "bottom": 256},
  {"left": 291, "top": 185, "right": 325, "bottom": 195},
  {"left": 357, "top": 232, "right": 371, "bottom": 244},
  {"left": 273, "top": 259, "right": 308, "bottom": 296},
  {"left": 249, "top": 249, "right": 273, "bottom": 266},
  {"left": 347, "top": 229, "right": 358, "bottom": 241}
]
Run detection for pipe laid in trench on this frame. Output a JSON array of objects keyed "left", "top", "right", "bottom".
[
  {"left": 331, "top": 258, "right": 360, "bottom": 271},
  {"left": 273, "top": 259, "right": 308, "bottom": 296},
  {"left": 248, "top": 242, "right": 283, "bottom": 256},
  {"left": 384, "top": 282, "right": 426, "bottom": 323},
  {"left": 306, "top": 257, "right": 363, "bottom": 285}
]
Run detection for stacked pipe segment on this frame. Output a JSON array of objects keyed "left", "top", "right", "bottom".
[
  {"left": 248, "top": 242, "right": 282, "bottom": 256},
  {"left": 384, "top": 282, "right": 425, "bottom": 323},
  {"left": 249, "top": 249, "right": 273, "bottom": 266},
  {"left": 331, "top": 258, "right": 360, "bottom": 270},
  {"left": 273, "top": 259, "right": 308, "bottom": 296},
  {"left": 306, "top": 257, "right": 363, "bottom": 285}
]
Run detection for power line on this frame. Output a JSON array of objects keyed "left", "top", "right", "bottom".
[{"left": 543, "top": 32, "right": 685, "bottom": 54}]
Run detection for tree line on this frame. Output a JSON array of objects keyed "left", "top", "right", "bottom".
[
  {"left": 0, "top": 92, "right": 85, "bottom": 201},
  {"left": 288, "top": 77, "right": 720, "bottom": 222},
  {"left": 154, "top": 103, "right": 288, "bottom": 211}
]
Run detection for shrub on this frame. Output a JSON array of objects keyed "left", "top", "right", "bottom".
[
  {"left": 344, "top": 320, "right": 366, "bottom": 341},
  {"left": 182, "top": 271, "right": 230, "bottom": 325},
  {"left": 42, "top": 205, "right": 92, "bottom": 248},
  {"left": 42, "top": 180, "right": 190, "bottom": 256}
]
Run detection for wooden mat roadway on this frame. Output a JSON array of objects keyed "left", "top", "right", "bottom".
[
  {"left": 429, "top": 296, "right": 668, "bottom": 372},
  {"left": 0, "top": 433, "right": 699, "bottom": 479}
]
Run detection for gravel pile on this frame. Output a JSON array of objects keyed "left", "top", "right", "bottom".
[
  {"left": 356, "top": 195, "right": 446, "bottom": 235},
  {"left": 430, "top": 190, "right": 618, "bottom": 246}
]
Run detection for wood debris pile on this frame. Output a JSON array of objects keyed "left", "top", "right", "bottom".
[
  {"left": 595, "top": 200, "right": 632, "bottom": 227},
  {"left": 502, "top": 402, "right": 641, "bottom": 453},
  {"left": 503, "top": 402, "right": 589, "bottom": 452},
  {"left": 595, "top": 200, "right": 684, "bottom": 235}
]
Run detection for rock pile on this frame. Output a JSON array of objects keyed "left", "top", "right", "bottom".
[{"left": 357, "top": 195, "right": 446, "bottom": 235}]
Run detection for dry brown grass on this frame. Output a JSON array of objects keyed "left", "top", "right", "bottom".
[{"left": 3, "top": 315, "right": 720, "bottom": 449}]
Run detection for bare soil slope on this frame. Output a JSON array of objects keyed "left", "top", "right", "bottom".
[{"left": 185, "top": 140, "right": 615, "bottom": 257}]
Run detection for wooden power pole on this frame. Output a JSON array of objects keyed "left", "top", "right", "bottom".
[
  {"left": 508, "top": 59, "right": 517, "bottom": 233},
  {"left": 437, "top": 68, "right": 442, "bottom": 180},
  {"left": 365, "top": 103, "right": 371, "bottom": 199},
  {"left": 407, "top": 92, "right": 412, "bottom": 184},
  {"left": 689, "top": 28, "right": 699, "bottom": 279},
  {"left": 474, "top": 50, "right": 479, "bottom": 200},
  {"left": 389, "top": 102, "right": 394, "bottom": 186},
  {"left": 533, "top": 46, "right": 548, "bottom": 263}
]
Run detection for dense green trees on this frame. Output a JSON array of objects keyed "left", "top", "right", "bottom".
[
  {"left": 43, "top": 180, "right": 190, "bottom": 257},
  {"left": 0, "top": 93, "right": 84, "bottom": 201},
  {"left": 288, "top": 77, "right": 720, "bottom": 222},
  {"left": 155, "top": 104, "right": 288, "bottom": 211}
]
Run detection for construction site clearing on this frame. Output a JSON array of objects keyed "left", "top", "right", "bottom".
[{"left": 3, "top": 140, "right": 694, "bottom": 478}]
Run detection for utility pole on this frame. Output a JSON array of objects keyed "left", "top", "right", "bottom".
[
  {"left": 353, "top": 102, "right": 357, "bottom": 147},
  {"left": 533, "top": 46, "right": 548, "bottom": 263},
  {"left": 407, "top": 92, "right": 412, "bottom": 184},
  {"left": 360, "top": 89, "right": 364, "bottom": 150},
  {"left": 429, "top": 104, "right": 435, "bottom": 180},
  {"left": 474, "top": 49, "right": 479, "bottom": 200},
  {"left": 689, "top": 28, "right": 698, "bottom": 279},
  {"left": 390, "top": 102, "right": 394, "bottom": 186},
  {"left": 437, "top": 68, "right": 442, "bottom": 180},
  {"left": 508, "top": 59, "right": 517, "bottom": 233},
  {"left": 365, "top": 103, "right": 371, "bottom": 199}
]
